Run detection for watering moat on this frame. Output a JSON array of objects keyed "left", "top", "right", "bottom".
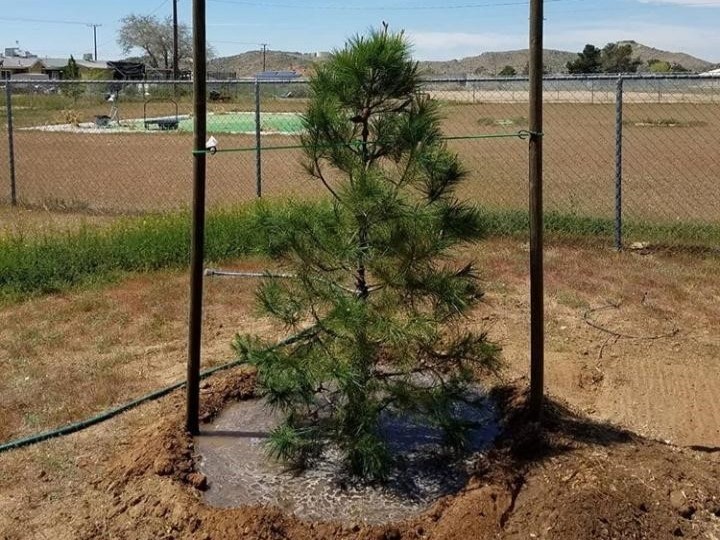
[{"left": 195, "top": 391, "right": 499, "bottom": 524}]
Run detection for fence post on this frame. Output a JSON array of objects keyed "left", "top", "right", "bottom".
[
  {"left": 186, "top": 0, "right": 208, "bottom": 436},
  {"left": 528, "top": 0, "right": 545, "bottom": 421},
  {"left": 614, "top": 76, "right": 624, "bottom": 250},
  {"left": 254, "top": 78, "right": 262, "bottom": 198},
  {"left": 5, "top": 81, "right": 17, "bottom": 206}
]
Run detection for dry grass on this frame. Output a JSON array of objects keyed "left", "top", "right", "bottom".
[
  {"left": 0, "top": 257, "right": 279, "bottom": 443},
  {"left": 0, "top": 206, "right": 117, "bottom": 238},
  {"left": 1, "top": 238, "right": 718, "bottom": 448}
]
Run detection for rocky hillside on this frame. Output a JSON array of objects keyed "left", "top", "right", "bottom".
[
  {"left": 420, "top": 42, "right": 714, "bottom": 75},
  {"left": 420, "top": 49, "right": 574, "bottom": 76},
  {"left": 209, "top": 42, "right": 714, "bottom": 77},
  {"left": 617, "top": 40, "right": 714, "bottom": 73},
  {"left": 208, "top": 50, "right": 317, "bottom": 77}
]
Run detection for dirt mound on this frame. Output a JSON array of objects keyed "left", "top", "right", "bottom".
[
  {"left": 90, "top": 374, "right": 720, "bottom": 540},
  {"left": 494, "top": 384, "right": 720, "bottom": 540},
  {"left": 107, "top": 368, "right": 256, "bottom": 485}
]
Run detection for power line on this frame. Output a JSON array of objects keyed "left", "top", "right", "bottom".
[
  {"left": 149, "top": 0, "right": 172, "bottom": 16},
  {"left": 0, "top": 16, "right": 97, "bottom": 26},
  {"left": 211, "top": 40, "right": 268, "bottom": 45}
]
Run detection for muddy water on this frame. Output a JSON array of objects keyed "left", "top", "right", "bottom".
[{"left": 195, "top": 395, "right": 499, "bottom": 524}]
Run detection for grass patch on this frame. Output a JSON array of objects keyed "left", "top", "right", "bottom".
[
  {"left": 477, "top": 116, "right": 527, "bottom": 127},
  {"left": 482, "top": 208, "right": 720, "bottom": 250},
  {"left": 0, "top": 200, "right": 335, "bottom": 302},
  {"left": 623, "top": 118, "right": 707, "bottom": 128},
  {"left": 555, "top": 290, "right": 590, "bottom": 310},
  {"left": 1, "top": 200, "right": 718, "bottom": 303}
]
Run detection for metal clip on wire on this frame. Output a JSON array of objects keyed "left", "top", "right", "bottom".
[{"left": 517, "top": 130, "right": 543, "bottom": 141}]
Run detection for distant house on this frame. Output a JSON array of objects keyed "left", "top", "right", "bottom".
[
  {"left": 39, "top": 58, "right": 112, "bottom": 80},
  {"left": 699, "top": 67, "right": 720, "bottom": 77},
  {"left": 1, "top": 47, "right": 145, "bottom": 81},
  {"left": 0, "top": 55, "right": 45, "bottom": 79}
]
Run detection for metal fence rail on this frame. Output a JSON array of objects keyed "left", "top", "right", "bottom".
[{"left": 1, "top": 75, "right": 719, "bottom": 250}]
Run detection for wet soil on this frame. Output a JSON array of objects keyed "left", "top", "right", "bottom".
[{"left": 195, "top": 395, "right": 499, "bottom": 523}]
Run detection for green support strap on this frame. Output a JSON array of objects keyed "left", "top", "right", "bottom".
[{"left": 192, "top": 131, "right": 538, "bottom": 156}]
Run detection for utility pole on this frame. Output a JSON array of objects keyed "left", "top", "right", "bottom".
[
  {"left": 261, "top": 43, "right": 268, "bottom": 72},
  {"left": 173, "top": 0, "right": 180, "bottom": 80},
  {"left": 528, "top": 0, "right": 545, "bottom": 421},
  {"left": 88, "top": 24, "right": 102, "bottom": 61}
]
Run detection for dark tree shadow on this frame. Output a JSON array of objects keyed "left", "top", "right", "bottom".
[{"left": 488, "top": 382, "right": 635, "bottom": 466}]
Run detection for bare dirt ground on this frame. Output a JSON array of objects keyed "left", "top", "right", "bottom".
[
  {"left": 429, "top": 89, "right": 720, "bottom": 104},
  {"left": 1, "top": 239, "right": 719, "bottom": 538},
  {"left": 2, "top": 100, "right": 718, "bottom": 229},
  {"left": 1, "top": 373, "right": 719, "bottom": 540}
]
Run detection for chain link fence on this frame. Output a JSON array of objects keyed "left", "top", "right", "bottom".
[
  {"left": 1, "top": 73, "right": 719, "bottom": 454},
  {"left": 1, "top": 75, "right": 718, "bottom": 250}
]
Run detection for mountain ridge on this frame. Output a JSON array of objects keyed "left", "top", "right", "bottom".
[{"left": 208, "top": 42, "right": 716, "bottom": 77}]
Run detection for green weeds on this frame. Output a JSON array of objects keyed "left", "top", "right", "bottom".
[
  {"left": 0, "top": 200, "right": 332, "bottom": 301},
  {"left": 1, "top": 200, "right": 717, "bottom": 303}
]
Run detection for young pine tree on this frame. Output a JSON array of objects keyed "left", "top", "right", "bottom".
[
  {"left": 235, "top": 28, "right": 500, "bottom": 480},
  {"left": 62, "top": 56, "right": 83, "bottom": 103}
]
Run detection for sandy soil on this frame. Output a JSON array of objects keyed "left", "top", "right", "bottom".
[
  {"left": 1, "top": 372, "right": 719, "bottom": 540},
  {"left": 0, "top": 239, "right": 719, "bottom": 538},
  {"left": 1, "top": 240, "right": 718, "bottom": 448}
]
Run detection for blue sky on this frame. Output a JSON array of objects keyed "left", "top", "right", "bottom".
[{"left": 1, "top": 0, "right": 719, "bottom": 62}]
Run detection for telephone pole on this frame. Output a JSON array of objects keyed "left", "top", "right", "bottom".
[
  {"left": 88, "top": 24, "right": 102, "bottom": 61},
  {"left": 173, "top": 0, "right": 180, "bottom": 80},
  {"left": 261, "top": 43, "right": 268, "bottom": 72}
]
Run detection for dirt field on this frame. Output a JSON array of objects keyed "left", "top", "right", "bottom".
[
  {"left": 429, "top": 89, "right": 720, "bottom": 104},
  {"left": 2, "top": 98, "right": 719, "bottom": 233},
  {"left": 1, "top": 239, "right": 718, "bottom": 447},
  {"left": 1, "top": 239, "right": 719, "bottom": 538}
]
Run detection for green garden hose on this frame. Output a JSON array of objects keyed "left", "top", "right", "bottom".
[{"left": 0, "top": 328, "right": 313, "bottom": 455}]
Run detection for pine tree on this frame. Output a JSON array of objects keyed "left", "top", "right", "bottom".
[
  {"left": 62, "top": 56, "right": 83, "bottom": 102},
  {"left": 600, "top": 43, "right": 642, "bottom": 74},
  {"left": 567, "top": 44, "right": 602, "bottom": 74},
  {"left": 234, "top": 28, "right": 500, "bottom": 480}
]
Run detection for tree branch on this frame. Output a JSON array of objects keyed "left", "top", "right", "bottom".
[{"left": 310, "top": 157, "right": 341, "bottom": 201}]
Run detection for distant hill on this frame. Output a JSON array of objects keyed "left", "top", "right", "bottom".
[
  {"left": 208, "top": 50, "right": 318, "bottom": 77},
  {"left": 209, "top": 42, "right": 714, "bottom": 77},
  {"left": 616, "top": 40, "right": 714, "bottom": 73},
  {"left": 420, "top": 42, "right": 714, "bottom": 75},
  {"left": 419, "top": 49, "right": 574, "bottom": 76}
]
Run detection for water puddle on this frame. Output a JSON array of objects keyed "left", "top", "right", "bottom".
[{"left": 195, "top": 391, "right": 499, "bottom": 524}]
